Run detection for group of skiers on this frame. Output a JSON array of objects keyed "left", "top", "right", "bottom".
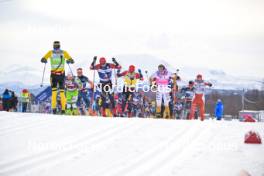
[{"left": 39, "top": 41, "right": 221, "bottom": 120}]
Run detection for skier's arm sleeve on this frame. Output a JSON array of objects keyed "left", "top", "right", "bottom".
[
  {"left": 136, "top": 73, "right": 144, "bottom": 80},
  {"left": 149, "top": 73, "right": 156, "bottom": 83},
  {"left": 90, "top": 64, "right": 100, "bottom": 70},
  {"left": 42, "top": 50, "right": 52, "bottom": 60},
  {"left": 205, "top": 82, "right": 212, "bottom": 87},
  {"left": 117, "top": 71, "right": 127, "bottom": 77},
  {"left": 116, "top": 65, "right": 121, "bottom": 69},
  {"left": 63, "top": 51, "right": 72, "bottom": 61},
  {"left": 109, "top": 63, "right": 121, "bottom": 69}
]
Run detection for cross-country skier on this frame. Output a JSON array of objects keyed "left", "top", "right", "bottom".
[
  {"left": 150, "top": 100, "right": 156, "bottom": 117},
  {"left": 130, "top": 91, "right": 144, "bottom": 117},
  {"left": 150, "top": 64, "right": 176, "bottom": 119},
  {"left": 76, "top": 68, "right": 93, "bottom": 115},
  {"left": 173, "top": 102, "right": 183, "bottom": 119},
  {"left": 100, "top": 92, "right": 113, "bottom": 117},
  {"left": 180, "top": 80, "right": 195, "bottom": 119},
  {"left": 189, "top": 74, "right": 212, "bottom": 121},
  {"left": 143, "top": 96, "right": 151, "bottom": 118},
  {"left": 90, "top": 56, "right": 121, "bottom": 117},
  {"left": 117, "top": 65, "right": 143, "bottom": 117},
  {"left": 65, "top": 72, "right": 81, "bottom": 115},
  {"left": 115, "top": 93, "right": 123, "bottom": 117},
  {"left": 40, "top": 41, "right": 74, "bottom": 114}
]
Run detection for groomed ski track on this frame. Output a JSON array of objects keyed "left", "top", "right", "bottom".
[{"left": 0, "top": 112, "right": 263, "bottom": 176}]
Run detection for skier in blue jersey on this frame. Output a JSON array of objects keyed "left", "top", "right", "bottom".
[{"left": 90, "top": 56, "right": 121, "bottom": 116}]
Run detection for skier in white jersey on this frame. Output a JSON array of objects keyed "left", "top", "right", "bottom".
[{"left": 150, "top": 64, "right": 176, "bottom": 119}]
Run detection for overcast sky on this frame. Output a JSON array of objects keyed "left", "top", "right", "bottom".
[{"left": 0, "top": 0, "right": 264, "bottom": 78}]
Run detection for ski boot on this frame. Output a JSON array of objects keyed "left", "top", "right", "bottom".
[
  {"left": 72, "top": 108, "right": 79, "bottom": 116},
  {"left": 65, "top": 109, "right": 72, "bottom": 115},
  {"left": 105, "top": 108, "right": 113, "bottom": 117},
  {"left": 52, "top": 109, "right": 57, "bottom": 115},
  {"left": 61, "top": 110, "right": 65, "bottom": 115},
  {"left": 163, "top": 106, "right": 171, "bottom": 119},
  {"left": 155, "top": 106, "right": 161, "bottom": 118}
]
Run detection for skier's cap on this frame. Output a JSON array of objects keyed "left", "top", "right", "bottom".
[{"left": 53, "top": 41, "right": 60, "bottom": 45}]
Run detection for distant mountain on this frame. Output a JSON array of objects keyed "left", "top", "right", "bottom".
[{"left": 0, "top": 54, "right": 262, "bottom": 96}]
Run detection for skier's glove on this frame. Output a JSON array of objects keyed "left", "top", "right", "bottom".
[
  {"left": 41, "top": 58, "right": 47, "bottom": 63},
  {"left": 138, "top": 69, "right": 143, "bottom": 79},
  {"left": 93, "top": 56, "right": 97, "bottom": 62},
  {"left": 112, "top": 58, "right": 119, "bottom": 66},
  {"left": 208, "top": 83, "right": 213, "bottom": 87},
  {"left": 91, "top": 56, "right": 97, "bottom": 67},
  {"left": 67, "top": 58, "right": 74, "bottom": 64}
]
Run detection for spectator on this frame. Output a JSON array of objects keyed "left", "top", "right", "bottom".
[
  {"left": 21, "top": 89, "right": 30, "bottom": 112},
  {"left": 2, "top": 89, "right": 11, "bottom": 111},
  {"left": 215, "top": 99, "right": 224, "bottom": 120},
  {"left": 10, "top": 91, "right": 18, "bottom": 112}
]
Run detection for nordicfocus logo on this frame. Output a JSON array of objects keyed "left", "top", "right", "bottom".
[{"left": 96, "top": 83, "right": 173, "bottom": 93}]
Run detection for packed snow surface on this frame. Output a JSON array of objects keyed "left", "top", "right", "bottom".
[{"left": 0, "top": 112, "right": 263, "bottom": 176}]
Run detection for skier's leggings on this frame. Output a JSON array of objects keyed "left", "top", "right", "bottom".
[
  {"left": 190, "top": 94, "right": 205, "bottom": 120},
  {"left": 99, "top": 81, "right": 116, "bottom": 115},
  {"left": 50, "top": 73, "right": 66, "bottom": 111},
  {"left": 122, "top": 86, "right": 134, "bottom": 113}
]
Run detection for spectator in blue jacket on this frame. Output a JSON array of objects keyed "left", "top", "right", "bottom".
[
  {"left": 215, "top": 99, "right": 224, "bottom": 120},
  {"left": 2, "top": 89, "right": 11, "bottom": 111}
]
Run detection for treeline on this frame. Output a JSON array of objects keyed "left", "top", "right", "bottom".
[{"left": 205, "top": 89, "right": 264, "bottom": 117}]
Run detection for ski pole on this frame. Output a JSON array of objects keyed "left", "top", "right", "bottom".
[
  {"left": 145, "top": 70, "right": 149, "bottom": 79},
  {"left": 40, "top": 63, "right": 46, "bottom": 87},
  {"left": 67, "top": 63, "right": 74, "bottom": 76},
  {"left": 90, "top": 69, "right": 96, "bottom": 113},
  {"left": 114, "top": 69, "right": 118, "bottom": 88},
  {"left": 145, "top": 70, "right": 149, "bottom": 85}
]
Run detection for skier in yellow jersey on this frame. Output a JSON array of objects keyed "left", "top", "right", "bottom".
[{"left": 40, "top": 41, "right": 74, "bottom": 114}]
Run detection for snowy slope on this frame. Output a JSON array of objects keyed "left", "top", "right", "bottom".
[{"left": 0, "top": 112, "right": 263, "bottom": 176}]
